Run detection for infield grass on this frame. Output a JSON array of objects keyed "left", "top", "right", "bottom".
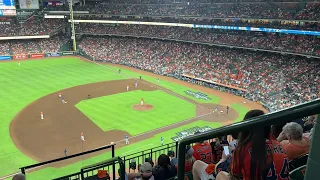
[
  {"left": 75, "top": 90, "right": 196, "bottom": 135},
  {"left": 0, "top": 57, "right": 249, "bottom": 178}
]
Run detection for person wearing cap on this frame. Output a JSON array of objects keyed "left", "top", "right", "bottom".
[
  {"left": 171, "top": 145, "right": 195, "bottom": 172},
  {"left": 128, "top": 162, "right": 154, "bottom": 180}
]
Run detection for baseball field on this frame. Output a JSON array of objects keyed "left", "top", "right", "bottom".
[{"left": 0, "top": 56, "right": 266, "bottom": 179}]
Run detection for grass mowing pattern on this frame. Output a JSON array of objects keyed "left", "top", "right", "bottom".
[
  {"left": 24, "top": 120, "right": 222, "bottom": 180},
  {"left": 75, "top": 90, "right": 196, "bottom": 135},
  {"left": 0, "top": 57, "right": 247, "bottom": 178}
]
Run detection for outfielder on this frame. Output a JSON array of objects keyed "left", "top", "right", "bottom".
[
  {"left": 127, "top": 85, "right": 129, "bottom": 91},
  {"left": 18, "top": 61, "right": 20, "bottom": 66},
  {"left": 141, "top": 98, "right": 144, "bottom": 106},
  {"left": 40, "top": 112, "right": 44, "bottom": 120},
  {"left": 125, "top": 134, "right": 129, "bottom": 145}
]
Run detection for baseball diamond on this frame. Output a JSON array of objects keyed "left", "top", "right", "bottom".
[{"left": 0, "top": 57, "right": 266, "bottom": 179}]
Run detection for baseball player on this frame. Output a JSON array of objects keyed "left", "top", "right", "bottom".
[
  {"left": 141, "top": 98, "right": 144, "bottom": 106},
  {"left": 127, "top": 85, "right": 129, "bottom": 91},
  {"left": 135, "top": 81, "right": 138, "bottom": 88},
  {"left": 62, "top": 97, "right": 65, "bottom": 104},
  {"left": 160, "top": 137, "right": 164, "bottom": 145},
  {"left": 18, "top": 61, "right": 20, "bottom": 66},
  {"left": 226, "top": 106, "right": 229, "bottom": 114},
  {"left": 58, "top": 93, "right": 62, "bottom": 98},
  {"left": 119, "top": 69, "right": 121, "bottom": 74},
  {"left": 157, "top": 78, "right": 160, "bottom": 83},
  {"left": 64, "top": 148, "right": 68, "bottom": 157},
  {"left": 40, "top": 112, "right": 44, "bottom": 120},
  {"left": 215, "top": 106, "right": 218, "bottom": 113},
  {"left": 140, "top": 76, "right": 142, "bottom": 80},
  {"left": 125, "top": 134, "right": 129, "bottom": 145}
]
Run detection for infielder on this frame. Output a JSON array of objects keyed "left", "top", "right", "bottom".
[
  {"left": 127, "top": 85, "right": 129, "bottom": 91},
  {"left": 135, "top": 81, "right": 138, "bottom": 88},
  {"left": 59, "top": 93, "right": 62, "bottom": 98},
  {"left": 61, "top": 97, "right": 65, "bottom": 104},
  {"left": 40, "top": 112, "right": 44, "bottom": 120},
  {"left": 141, "top": 98, "right": 144, "bottom": 106},
  {"left": 226, "top": 106, "right": 229, "bottom": 114},
  {"left": 125, "top": 134, "right": 129, "bottom": 145},
  {"left": 64, "top": 148, "right": 68, "bottom": 157},
  {"left": 215, "top": 106, "right": 218, "bottom": 113},
  {"left": 160, "top": 137, "right": 164, "bottom": 145}
]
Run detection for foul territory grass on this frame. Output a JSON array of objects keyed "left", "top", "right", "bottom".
[
  {"left": 75, "top": 90, "right": 196, "bottom": 135},
  {"left": 0, "top": 57, "right": 249, "bottom": 178}
]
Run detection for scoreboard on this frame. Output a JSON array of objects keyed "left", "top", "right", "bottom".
[
  {"left": 0, "top": 0, "right": 15, "bottom": 9},
  {"left": 0, "top": 0, "right": 16, "bottom": 16}
]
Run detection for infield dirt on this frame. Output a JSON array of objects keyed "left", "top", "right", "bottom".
[{"left": 9, "top": 60, "right": 266, "bottom": 169}]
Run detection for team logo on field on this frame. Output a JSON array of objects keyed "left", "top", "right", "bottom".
[{"left": 184, "top": 90, "right": 211, "bottom": 100}]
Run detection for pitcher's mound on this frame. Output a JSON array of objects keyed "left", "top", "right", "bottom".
[{"left": 133, "top": 104, "right": 154, "bottom": 111}]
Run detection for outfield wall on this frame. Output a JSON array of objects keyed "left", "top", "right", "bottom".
[{"left": 0, "top": 51, "right": 76, "bottom": 60}]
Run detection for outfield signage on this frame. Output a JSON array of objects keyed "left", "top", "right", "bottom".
[
  {"left": 184, "top": 90, "right": 211, "bottom": 100},
  {"left": 62, "top": 52, "right": 74, "bottom": 55},
  {"left": 47, "top": 52, "right": 61, "bottom": 57},
  {"left": 13, "top": 54, "right": 28, "bottom": 60},
  {"left": 171, "top": 126, "right": 213, "bottom": 142},
  {"left": 30, "top": 53, "right": 44, "bottom": 58},
  {"left": 0, "top": 55, "right": 11, "bottom": 60}
]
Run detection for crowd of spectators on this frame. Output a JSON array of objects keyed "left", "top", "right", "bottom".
[
  {"left": 116, "top": 111, "right": 314, "bottom": 180},
  {"left": 76, "top": 24, "right": 320, "bottom": 57},
  {"left": 73, "top": 2, "right": 320, "bottom": 20},
  {"left": 79, "top": 36, "right": 320, "bottom": 110},
  {"left": 0, "top": 35, "right": 67, "bottom": 55},
  {"left": 0, "top": 18, "right": 66, "bottom": 37}
]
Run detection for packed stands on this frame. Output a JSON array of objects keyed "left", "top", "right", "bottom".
[
  {"left": 73, "top": 2, "right": 320, "bottom": 20},
  {"left": 0, "top": 41, "right": 11, "bottom": 55},
  {"left": 76, "top": 24, "right": 320, "bottom": 57},
  {"left": 79, "top": 36, "right": 320, "bottom": 110}
]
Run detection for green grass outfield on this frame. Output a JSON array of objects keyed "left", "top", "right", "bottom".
[
  {"left": 76, "top": 90, "right": 196, "bottom": 135},
  {"left": 0, "top": 57, "right": 249, "bottom": 179}
]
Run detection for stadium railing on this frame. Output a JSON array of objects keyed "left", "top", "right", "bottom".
[
  {"left": 20, "top": 144, "right": 115, "bottom": 179},
  {"left": 177, "top": 98, "right": 320, "bottom": 179}
]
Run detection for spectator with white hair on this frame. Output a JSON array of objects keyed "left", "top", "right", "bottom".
[{"left": 277, "top": 122, "right": 310, "bottom": 160}]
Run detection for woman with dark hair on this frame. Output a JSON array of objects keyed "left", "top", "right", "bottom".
[
  {"left": 152, "top": 154, "right": 177, "bottom": 180},
  {"left": 216, "top": 109, "right": 290, "bottom": 180}
]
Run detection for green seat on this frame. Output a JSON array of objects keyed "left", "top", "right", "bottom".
[
  {"left": 289, "top": 165, "right": 306, "bottom": 180},
  {"left": 289, "top": 153, "right": 308, "bottom": 171}
]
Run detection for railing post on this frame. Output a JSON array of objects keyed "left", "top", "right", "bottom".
[
  {"left": 123, "top": 156, "right": 126, "bottom": 170},
  {"left": 20, "top": 168, "right": 25, "bottom": 175},
  {"left": 175, "top": 141, "right": 178, "bottom": 155},
  {"left": 150, "top": 149, "right": 153, "bottom": 160},
  {"left": 112, "top": 145, "right": 116, "bottom": 180}
]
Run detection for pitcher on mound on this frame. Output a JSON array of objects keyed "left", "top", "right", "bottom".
[{"left": 141, "top": 98, "right": 144, "bottom": 106}]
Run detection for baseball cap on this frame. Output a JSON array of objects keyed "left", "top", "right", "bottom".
[{"left": 140, "top": 162, "right": 152, "bottom": 173}]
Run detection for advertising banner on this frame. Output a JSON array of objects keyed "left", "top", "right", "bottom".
[
  {"left": 0, "top": 10, "right": 3, "bottom": 17},
  {"left": 30, "top": 53, "right": 44, "bottom": 58},
  {"left": 0, "top": 55, "right": 11, "bottom": 60},
  {"left": 19, "top": 0, "right": 39, "bottom": 9},
  {"left": 62, "top": 52, "right": 74, "bottom": 55},
  {"left": 13, "top": 54, "right": 28, "bottom": 59},
  {"left": 47, "top": 52, "right": 61, "bottom": 57}
]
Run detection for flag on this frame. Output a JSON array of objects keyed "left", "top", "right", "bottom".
[{"left": 81, "top": 132, "right": 85, "bottom": 141}]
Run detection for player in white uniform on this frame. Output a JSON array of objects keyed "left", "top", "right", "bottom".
[
  {"left": 126, "top": 85, "right": 129, "bottom": 91},
  {"left": 135, "top": 81, "right": 138, "bottom": 88},
  {"left": 59, "top": 93, "right": 62, "bottom": 98},
  {"left": 62, "top": 97, "right": 65, "bottom": 104},
  {"left": 141, "top": 98, "right": 144, "bottom": 106},
  {"left": 125, "top": 135, "right": 129, "bottom": 144},
  {"left": 18, "top": 61, "right": 20, "bottom": 66},
  {"left": 40, "top": 112, "right": 44, "bottom": 119}
]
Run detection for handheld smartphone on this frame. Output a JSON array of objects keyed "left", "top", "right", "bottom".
[{"left": 223, "top": 146, "right": 230, "bottom": 156}]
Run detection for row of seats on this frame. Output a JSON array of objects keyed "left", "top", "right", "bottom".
[
  {"left": 75, "top": 24, "right": 320, "bottom": 57},
  {"left": 78, "top": 36, "right": 320, "bottom": 110}
]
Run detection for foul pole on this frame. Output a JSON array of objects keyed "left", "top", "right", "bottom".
[{"left": 68, "top": 0, "right": 77, "bottom": 51}]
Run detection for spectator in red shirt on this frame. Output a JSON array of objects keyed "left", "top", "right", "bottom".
[{"left": 192, "top": 132, "right": 213, "bottom": 164}]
